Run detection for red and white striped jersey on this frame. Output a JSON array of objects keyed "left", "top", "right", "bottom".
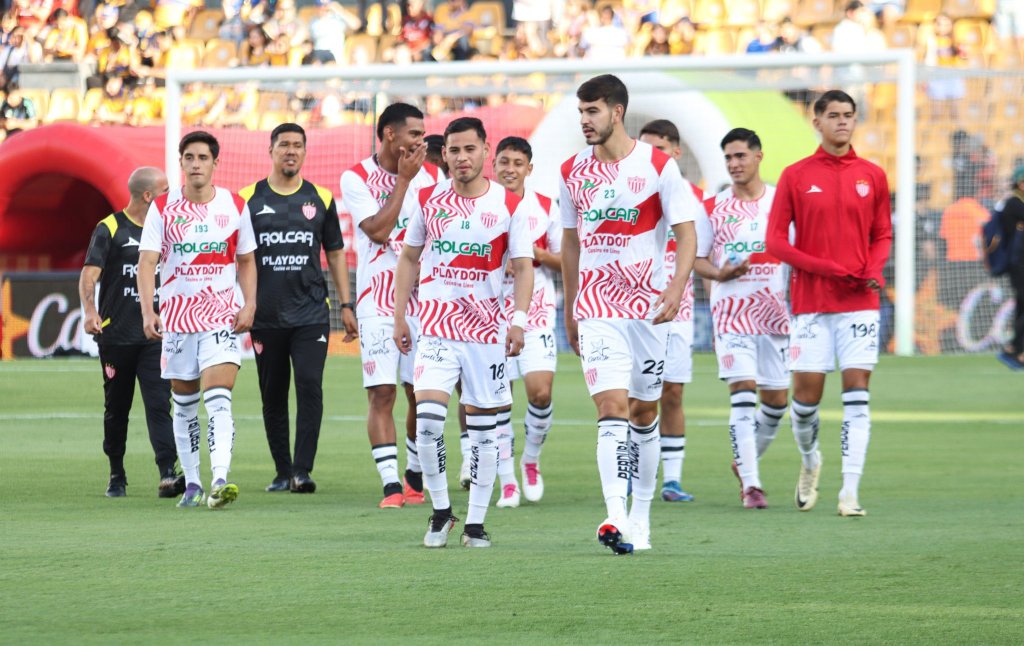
[
  {"left": 665, "top": 183, "right": 705, "bottom": 323},
  {"left": 696, "top": 185, "right": 789, "bottom": 336},
  {"left": 405, "top": 179, "right": 534, "bottom": 344},
  {"left": 341, "top": 157, "right": 442, "bottom": 319},
  {"left": 559, "top": 140, "right": 701, "bottom": 321},
  {"left": 139, "top": 187, "right": 256, "bottom": 333},
  {"left": 502, "top": 190, "right": 561, "bottom": 331}
]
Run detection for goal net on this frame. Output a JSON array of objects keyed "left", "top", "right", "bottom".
[{"left": 164, "top": 53, "right": 1021, "bottom": 356}]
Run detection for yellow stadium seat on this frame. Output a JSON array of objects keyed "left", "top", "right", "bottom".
[
  {"left": 470, "top": 1, "right": 507, "bottom": 31},
  {"left": 810, "top": 24, "right": 835, "bottom": 49},
  {"left": 44, "top": 88, "right": 80, "bottom": 123},
  {"left": 167, "top": 42, "right": 202, "bottom": 69},
  {"left": 724, "top": 0, "right": 760, "bottom": 26},
  {"left": 257, "top": 91, "right": 290, "bottom": 114},
  {"left": 377, "top": 34, "right": 398, "bottom": 61},
  {"left": 761, "top": 0, "right": 795, "bottom": 22},
  {"left": 855, "top": 123, "right": 894, "bottom": 155},
  {"left": 884, "top": 23, "right": 916, "bottom": 49},
  {"left": 345, "top": 34, "right": 378, "bottom": 65},
  {"left": 659, "top": 0, "right": 694, "bottom": 25},
  {"left": 695, "top": 27, "right": 736, "bottom": 53},
  {"left": 189, "top": 8, "right": 224, "bottom": 40},
  {"left": 202, "top": 38, "right": 237, "bottom": 67},
  {"left": 19, "top": 89, "right": 48, "bottom": 119},
  {"left": 386, "top": 4, "right": 402, "bottom": 35},
  {"left": 259, "top": 111, "right": 293, "bottom": 131},
  {"left": 692, "top": 0, "right": 726, "bottom": 26},
  {"left": 298, "top": 6, "right": 320, "bottom": 26},
  {"left": 794, "top": 0, "right": 836, "bottom": 27},
  {"left": 942, "top": 0, "right": 995, "bottom": 19},
  {"left": 364, "top": 3, "right": 383, "bottom": 37},
  {"left": 78, "top": 88, "right": 104, "bottom": 123}
]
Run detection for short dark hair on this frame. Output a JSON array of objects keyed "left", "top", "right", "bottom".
[
  {"left": 639, "top": 119, "right": 680, "bottom": 145},
  {"left": 424, "top": 134, "right": 444, "bottom": 156},
  {"left": 495, "top": 136, "right": 532, "bottom": 161},
  {"left": 845, "top": 0, "right": 864, "bottom": 13},
  {"left": 720, "top": 127, "right": 762, "bottom": 151},
  {"left": 813, "top": 89, "right": 857, "bottom": 116},
  {"left": 576, "top": 74, "right": 629, "bottom": 114},
  {"left": 53, "top": 8, "right": 68, "bottom": 18},
  {"left": 179, "top": 131, "right": 220, "bottom": 159},
  {"left": 444, "top": 117, "right": 486, "bottom": 143},
  {"left": 270, "top": 122, "right": 306, "bottom": 145},
  {"left": 377, "top": 102, "right": 424, "bottom": 141}
]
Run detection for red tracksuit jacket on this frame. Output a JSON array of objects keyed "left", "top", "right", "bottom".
[{"left": 766, "top": 146, "right": 892, "bottom": 315}]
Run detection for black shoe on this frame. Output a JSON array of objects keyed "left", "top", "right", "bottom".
[
  {"left": 265, "top": 477, "right": 290, "bottom": 492},
  {"left": 158, "top": 468, "right": 186, "bottom": 498},
  {"left": 106, "top": 474, "right": 127, "bottom": 497},
  {"left": 404, "top": 468, "right": 423, "bottom": 493},
  {"left": 290, "top": 471, "right": 316, "bottom": 493}
]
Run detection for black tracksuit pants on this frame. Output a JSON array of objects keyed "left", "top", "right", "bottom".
[
  {"left": 98, "top": 343, "right": 176, "bottom": 476},
  {"left": 251, "top": 324, "right": 330, "bottom": 478}
]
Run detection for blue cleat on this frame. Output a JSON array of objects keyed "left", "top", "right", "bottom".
[
  {"left": 661, "top": 480, "right": 694, "bottom": 502},
  {"left": 177, "top": 483, "right": 205, "bottom": 508}
]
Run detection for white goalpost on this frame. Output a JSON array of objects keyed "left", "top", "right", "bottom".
[{"left": 165, "top": 51, "right": 918, "bottom": 356}]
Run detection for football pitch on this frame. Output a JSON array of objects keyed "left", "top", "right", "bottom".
[{"left": 1, "top": 354, "right": 1021, "bottom": 644}]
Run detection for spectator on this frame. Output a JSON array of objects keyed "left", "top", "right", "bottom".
[
  {"left": 994, "top": 0, "right": 1024, "bottom": 54},
  {"left": 264, "top": 0, "right": 308, "bottom": 51},
  {"left": 551, "top": 0, "right": 590, "bottom": 58},
  {"left": 0, "top": 81, "right": 37, "bottom": 138},
  {"left": 125, "top": 81, "right": 162, "bottom": 126},
  {"left": 997, "top": 165, "right": 1024, "bottom": 368},
  {"left": 745, "top": 20, "right": 776, "bottom": 53},
  {"left": 642, "top": 22, "right": 669, "bottom": 56},
  {"left": 399, "top": 0, "right": 432, "bottom": 60},
  {"left": 309, "top": 0, "right": 359, "bottom": 64},
  {"left": 0, "top": 25, "right": 35, "bottom": 90},
  {"left": 90, "top": 26, "right": 140, "bottom": 87},
  {"left": 773, "top": 18, "right": 822, "bottom": 106},
  {"left": 669, "top": 16, "right": 696, "bottom": 55},
  {"left": 42, "top": 8, "right": 87, "bottom": 61},
  {"left": 202, "top": 81, "right": 258, "bottom": 127},
  {"left": 922, "top": 12, "right": 966, "bottom": 120},
  {"left": 86, "top": 1, "right": 120, "bottom": 56},
  {"left": 218, "top": 0, "right": 246, "bottom": 45},
  {"left": 580, "top": 4, "right": 629, "bottom": 59},
  {"left": 14, "top": 0, "right": 52, "bottom": 30},
  {"left": 92, "top": 73, "right": 128, "bottom": 124},
  {"left": 240, "top": 24, "right": 283, "bottom": 66},
  {"left": 512, "top": 0, "right": 552, "bottom": 53},
  {"left": 153, "top": 0, "right": 200, "bottom": 32},
  {"left": 433, "top": 0, "right": 475, "bottom": 60},
  {"left": 938, "top": 177, "right": 991, "bottom": 308}
]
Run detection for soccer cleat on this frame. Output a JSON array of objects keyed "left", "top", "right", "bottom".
[
  {"left": 423, "top": 510, "right": 458, "bottom": 548},
  {"left": 459, "top": 460, "right": 472, "bottom": 490},
  {"left": 660, "top": 480, "right": 694, "bottom": 502},
  {"left": 158, "top": 473, "right": 185, "bottom": 498},
  {"left": 379, "top": 492, "right": 405, "bottom": 509},
  {"left": 177, "top": 483, "right": 205, "bottom": 508},
  {"left": 290, "top": 471, "right": 316, "bottom": 494},
  {"left": 496, "top": 483, "right": 520, "bottom": 508},
  {"left": 106, "top": 474, "right": 127, "bottom": 498},
  {"left": 461, "top": 523, "right": 492, "bottom": 548},
  {"left": 403, "top": 477, "right": 425, "bottom": 505},
  {"left": 265, "top": 477, "right": 290, "bottom": 492},
  {"left": 795, "top": 451, "right": 822, "bottom": 511},
  {"left": 629, "top": 519, "right": 651, "bottom": 551},
  {"left": 521, "top": 462, "right": 544, "bottom": 502},
  {"left": 207, "top": 480, "right": 238, "bottom": 510},
  {"left": 596, "top": 517, "right": 633, "bottom": 555},
  {"left": 742, "top": 486, "right": 768, "bottom": 509},
  {"left": 838, "top": 491, "right": 867, "bottom": 517}
]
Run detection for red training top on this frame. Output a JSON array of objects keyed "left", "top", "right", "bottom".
[{"left": 766, "top": 146, "right": 892, "bottom": 315}]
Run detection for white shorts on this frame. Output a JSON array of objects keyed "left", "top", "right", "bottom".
[
  {"left": 507, "top": 327, "right": 557, "bottom": 381},
  {"left": 789, "top": 310, "right": 880, "bottom": 373},
  {"left": 716, "top": 332, "right": 790, "bottom": 389},
  {"left": 578, "top": 318, "right": 669, "bottom": 402},
  {"left": 160, "top": 326, "right": 241, "bottom": 380},
  {"left": 663, "top": 320, "right": 694, "bottom": 384},
  {"left": 414, "top": 335, "right": 512, "bottom": 409},
  {"left": 360, "top": 316, "right": 420, "bottom": 388}
]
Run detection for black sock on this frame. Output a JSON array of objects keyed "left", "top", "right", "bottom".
[{"left": 404, "top": 468, "right": 423, "bottom": 492}]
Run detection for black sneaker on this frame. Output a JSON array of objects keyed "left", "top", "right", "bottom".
[
  {"left": 461, "top": 523, "right": 491, "bottom": 548},
  {"left": 290, "top": 471, "right": 316, "bottom": 493},
  {"left": 265, "top": 476, "right": 290, "bottom": 492},
  {"left": 424, "top": 509, "right": 458, "bottom": 548},
  {"left": 158, "top": 468, "right": 186, "bottom": 498},
  {"left": 106, "top": 474, "right": 127, "bottom": 497}
]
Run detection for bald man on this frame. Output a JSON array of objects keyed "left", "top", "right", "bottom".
[{"left": 80, "top": 167, "right": 181, "bottom": 498}]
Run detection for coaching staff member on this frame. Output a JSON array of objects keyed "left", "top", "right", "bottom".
[
  {"left": 80, "top": 166, "right": 183, "bottom": 498},
  {"left": 241, "top": 123, "right": 358, "bottom": 493}
]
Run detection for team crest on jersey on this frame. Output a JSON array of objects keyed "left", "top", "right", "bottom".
[
  {"left": 528, "top": 216, "right": 538, "bottom": 230},
  {"left": 480, "top": 211, "right": 498, "bottom": 228},
  {"left": 855, "top": 180, "right": 870, "bottom": 198},
  {"left": 414, "top": 365, "right": 425, "bottom": 381},
  {"left": 722, "top": 354, "right": 734, "bottom": 370},
  {"left": 215, "top": 214, "right": 229, "bottom": 229},
  {"left": 790, "top": 346, "right": 801, "bottom": 362},
  {"left": 253, "top": 340, "right": 263, "bottom": 355},
  {"left": 627, "top": 176, "right": 646, "bottom": 194},
  {"left": 363, "top": 360, "right": 376, "bottom": 376},
  {"left": 104, "top": 363, "right": 116, "bottom": 379},
  {"left": 302, "top": 202, "right": 317, "bottom": 220},
  {"left": 585, "top": 368, "right": 598, "bottom": 387}
]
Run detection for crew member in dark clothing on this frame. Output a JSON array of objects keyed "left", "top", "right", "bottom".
[{"left": 998, "top": 165, "right": 1024, "bottom": 369}]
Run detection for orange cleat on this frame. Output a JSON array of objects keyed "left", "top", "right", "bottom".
[{"left": 379, "top": 492, "right": 405, "bottom": 509}]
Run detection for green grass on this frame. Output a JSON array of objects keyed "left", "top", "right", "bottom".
[{"left": 1, "top": 354, "right": 1022, "bottom": 644}]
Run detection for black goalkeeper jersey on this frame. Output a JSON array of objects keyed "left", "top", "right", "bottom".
[
  {"left": 241, "top": 178, "right": 345, "bottom": 330},
  {"left": 83, "top": 211, "right": 159, "bottom": 346}
]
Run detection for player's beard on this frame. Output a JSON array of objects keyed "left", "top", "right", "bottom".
[{"left": 282, "top": 166, "right": 299, "bottom": 178}]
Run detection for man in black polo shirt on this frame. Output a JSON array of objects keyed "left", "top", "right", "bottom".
[
  {"left": 80, "top": 166, "right": 182, "bottom": 498},
  {"left": 241, "top": 123, "right": 358, "bottom": 493}
]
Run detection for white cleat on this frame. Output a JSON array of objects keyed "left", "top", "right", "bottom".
[
  {"left": 596, "top": 516, "right": 633, "bottom": 555},
  {"left": 795, "top": 450, "right": 822, "bottom": 511},
  {"left": 629, "top": 519, "right": 651, "bottom": 551},
  {"left": 838, "top": 491, "right": 867, "bottom": 517},
  {"left": 423, "top": 512, "right": 458, "bottom": 548},
  {"left": 461, "top": 527, "right": 492, "bottom": 547},
  {"left": 521, "top": 462, "right": 544, "bottom": 502},
  {"left": 459, "top": 460, "right": 472, "bottom": 490},
  {"left": 496, "top": 483, "right": 520, "bottom": 508}
]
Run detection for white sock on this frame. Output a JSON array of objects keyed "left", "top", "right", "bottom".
[
  {"left": 459, "top": 430, "right": 470, "bottom": 464},
  {"left": 372, "top": 443, "right": 399, "bottom": 487},
  {"left": 172, "top": 392, "right": 202, "bottom": 486},
  {"left": 755, "top": 402, "right": 786, "bottom": 458},
  {"left": 522, "top": 402, "right": 552, "bottom": 464},
  {"left": 660, "top": 435, "right": 685, "bottom": 484},
  {"left": 405, "top": 436, "right": 421, "bottom": 473},
  {"left": 466, "top": 414, "right": 498, "bottom": 525},
  {"left": 791, "top": 399, "right": 821, "bottom": 469},
  {"left": 204, "top": 387, "right": 234, "bottom": 484},
  {"left": 597, "top": 417, "right": 629, "bottom": 519},
  {"left": 495, "top": 408, "right": 516, "bottom": 488},
  {"left": 840, "top": 389, "right": 871, "bottom": 498},
  {"left": 415, "top": 400, "right": 450, "bottom": 511},
  {"left": 628, "top": 417, "right": 661, "bottom": 524},
  {"left": 730, "top": 390, "right": 760, "bottom": 489}
]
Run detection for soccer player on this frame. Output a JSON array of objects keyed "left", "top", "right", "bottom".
[
  {"left": 80, "top": 166, "right": 182, "bottom": 499},
  {"left": 638, "top": 119, "right": 701, "bottom": 503},
  {"left": 693, "top": 128, "right": 789, "bottom": 510},
  {"left": 393, "top": 117, "right": 534, "bottom": 548},
  {"left": 424, "top": 133, "right": 448, "bottom": 175},
  {"left": 491, "top": 136, "right": 562, "bottom": 507},
  {"left": 560, "top": 74, "right": 700, "bottom": 553},
  {"left": 766, "top": 90, "right": 892, "bottom": 517},
  {"left": 138, "top": 131, "right": 258, "bottom": 510},
  {"left": 242, "top": 123, "right": 358, "bottom": 495},
  {"left": 341, "top": 103, "right": 444, "bottom": 508}
]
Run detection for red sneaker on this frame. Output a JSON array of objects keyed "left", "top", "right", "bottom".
[
  {"left": 403, "top": 478, "right": 425, "bottom": 505},
  {"left": 742, "top": 486, "right": 768, "bottom": 509},
  {"left": 379, "top": 492, "right": 405, "bottom": 509}
]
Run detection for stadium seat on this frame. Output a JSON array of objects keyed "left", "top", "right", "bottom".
[
  {"left": 724, "top": 0, "right": 760, "bottom": 26},
  {"left": 794, "top": 0, "right": 836, "bottom": 28},
  {"left": 941, "top": 0, "right": 995, "bottom": 19},
  {"left": 298, "top": 6, "right": 320, "bottom": 26},
  {"left": 364, "top": 3, "right": 383, "bottom": 37},
  {"left": 44, "top": 88, "right": 80, "bottom": 123},
  {"left": 810, "top": 24, "right": 835, "bottom": 49},
  {"left": 903, "top": 0, "right": 941, "bottom": 23},
  {"left": 345, "top": 34, "right": 378, "bottom": 65},
  {"left": 692, "top": 0, "right": 727, "bottom": 26},
  {"left": 189, "top": 8, "right": 224, "bottom": 41},
  {"left": 257, "top": 91, "right": 290, "bottom": 114},
  {"left": 884, "top": 23, "right": 916, "bottom": 49},
  {"left": 167, "top": 42, "right": 202, "bottom": 69},
  {"left": 377, "top": 34, "right": 397, "bottom": 61},
  {"left": 761, "top": 0, "right": 795, "bottom": 23},
  {"left": 694, "top": 27, "right": 736, "bottom": 54},
  {"left": 19, "top": 89, "right": 48, "bottom": 120},
  {"left": 470, "top": 2, "right": 507, "bottom": 32},
  {"left": 952, "top": 18, "right": 990, "bottom": 65},
  {"left": 855, "top": 123, "right": 894, "bottom": 155},
  {"left": 259, "top": 111, "right": 293, "bottom": 130},
  {"left": 77, "top": 87, "right": 104, "bottom": 123},
  {"left": 202, "top": 38, "right": 238, "bottom": 67},
  {"left": 386, "top": 4, "right": 402, "bottom": 35},
  {"left": 659, "top": 0, "right": 694, "bottom": 25}
]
